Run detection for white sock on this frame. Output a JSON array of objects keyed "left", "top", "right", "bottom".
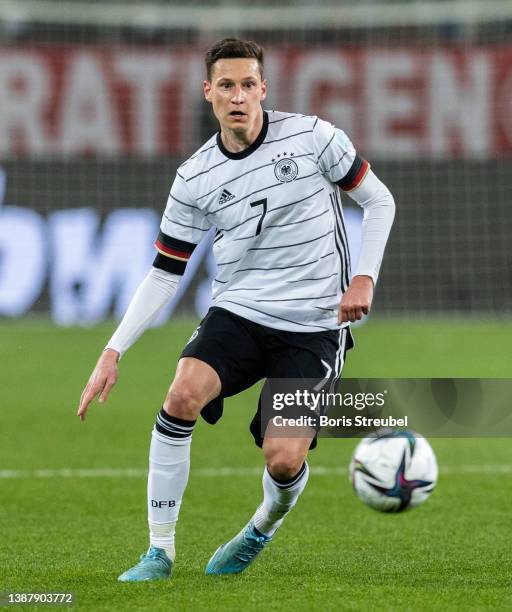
[
  {"left": 147, "top": 409, "right": 195, "bottom": 562},
  {"left": 148, "top": 520, "right": 177, "bottom": 562},
  {"left": 252, "top": 462, "right": 309, "bottom": 537}
]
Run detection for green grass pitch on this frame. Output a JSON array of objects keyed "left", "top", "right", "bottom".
[{"left": 1, "top": 318, "right": 511, "bottom": 611}]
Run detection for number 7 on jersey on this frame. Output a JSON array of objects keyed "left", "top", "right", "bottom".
[{"left": 250, "top": 198, "right": 268, "bottom": 236}]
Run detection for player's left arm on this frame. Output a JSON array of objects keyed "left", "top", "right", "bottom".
[
  {"left": 313, "top": 119, "right": 395, "bottom": 324},
  {"left": 338, "top": 168, "right": 395, "bottom": 323}
]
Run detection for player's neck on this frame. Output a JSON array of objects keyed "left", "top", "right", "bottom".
[{"left": 220, "top": 109, "right": 264, "bottom": 154}]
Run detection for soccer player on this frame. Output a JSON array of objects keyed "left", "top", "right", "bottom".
[{"left": 77, "top": 38, "right": 395, "bottom": 581}]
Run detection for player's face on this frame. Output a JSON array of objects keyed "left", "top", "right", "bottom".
[{"left": 204, "top": 58, "right": 267, "bottom": 136}]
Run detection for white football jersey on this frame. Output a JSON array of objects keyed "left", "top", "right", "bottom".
[{"left": 154, "top": 111, "right": 370, "bottom": 332}]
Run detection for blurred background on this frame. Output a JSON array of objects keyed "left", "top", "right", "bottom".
[
  {"left": 1, "top": 0, "right": 511, "bottom": 325},
  {"left": 2, "top": 4, "right": 511, "bottom": 608}
]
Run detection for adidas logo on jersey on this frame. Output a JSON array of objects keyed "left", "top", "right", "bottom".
[{"left": 219, "top": 189, "right": 235, "bottom": 204}]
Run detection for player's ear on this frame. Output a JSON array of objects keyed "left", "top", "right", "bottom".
[
  {"left": 260, "top": 79, "right": 267, "bottom": 101},
  {"left": 204, "top": 80, "right": 212, "bottom": 103}
]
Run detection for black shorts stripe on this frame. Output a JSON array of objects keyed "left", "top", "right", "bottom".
[{"left": 335, "top": 328, "right": 349, "bottom": 378}]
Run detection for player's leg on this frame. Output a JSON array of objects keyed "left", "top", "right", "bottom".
[
  {"left": 205, "top": 432, "right": 313, "bottom": 576},
  {"left": 118, "top": 357, "right": 220, "bottom": 582},
  {"left": 251, "top": 328, "right": 354, "bottom": 541},
  {"left": 253, "top": 434, "right": 312, "bottom": 537},
  {"left": 206, "top": 326, "right": 353, "bottom": 575},
  {"left": 120, "top": 307, "right": 265, "bottom": 582},
  {"left": 146, "top": 358, "right": 221, "bottom": 558}
]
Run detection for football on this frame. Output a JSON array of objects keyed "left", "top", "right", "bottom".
[{"left": 349, "top": 429, "right": 438, "bottom": 512}]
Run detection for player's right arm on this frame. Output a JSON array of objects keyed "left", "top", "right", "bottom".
[
  {"left": 77, "top": 173, "right": 210, "bottom": 421},
  {"left": 76, "top": 268, "right": 181, "bottom": 421}
]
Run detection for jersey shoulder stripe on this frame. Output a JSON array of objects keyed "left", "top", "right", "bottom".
[
  {"left": 266, "top": 110, "right": 316, "bottom": 128},
  {"left": 336, "top": 155, "right": 370, "bottom": 191},
  {"left": 264, "top": 112, "right": 318, "bottom": 144}
]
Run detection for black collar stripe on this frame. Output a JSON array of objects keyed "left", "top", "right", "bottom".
[{"left": 217, "top": 111, "right": 269, "bottom": 160}]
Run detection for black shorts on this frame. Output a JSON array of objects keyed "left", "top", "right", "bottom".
[{"left": 180, "top": 307, "right": 354, "bottom": 449}]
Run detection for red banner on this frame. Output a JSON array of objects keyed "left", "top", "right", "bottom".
[{"left": 1, "top": 45, "right": 511, "bottom": 159}]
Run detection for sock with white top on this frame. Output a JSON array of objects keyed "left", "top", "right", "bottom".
[
  {"left": 252, "top": 462, "right": 309, "bottom": 537},
  {"left": 147, "top": 408, "right": 195, "bottom": 562}
]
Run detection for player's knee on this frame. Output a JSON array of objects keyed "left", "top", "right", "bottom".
[
  {"left": 266, "top": 453, "right": 305, "bottom": 481},
  {"left": 164, "top": 383, "right": 203, "bottom": 420}
]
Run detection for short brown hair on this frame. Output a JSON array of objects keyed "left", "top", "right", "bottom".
[{"left": 205, "top": 37, "right": 264, "bottom": 80}]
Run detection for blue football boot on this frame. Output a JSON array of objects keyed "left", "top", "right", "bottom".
[
  {"left": 205, "top": 521, "right": 272, "bottom": 575},
  {"left": 118, "top": 546, "right": 172, "bottom": 582}
]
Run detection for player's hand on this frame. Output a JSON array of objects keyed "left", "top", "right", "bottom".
[
  {"left": 338, "top": 275, "right": 374, "bottom": 323},
  {"left": 77, "top": 348, "right": 120, "bottom": 421}
]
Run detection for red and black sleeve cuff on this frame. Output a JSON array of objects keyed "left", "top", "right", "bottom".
[
  {"left": 153, "top": 231, "right": 197, "bottom": 275},
  {"left": 336, "top": 155, "right": 370, "bottom": 192}
]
